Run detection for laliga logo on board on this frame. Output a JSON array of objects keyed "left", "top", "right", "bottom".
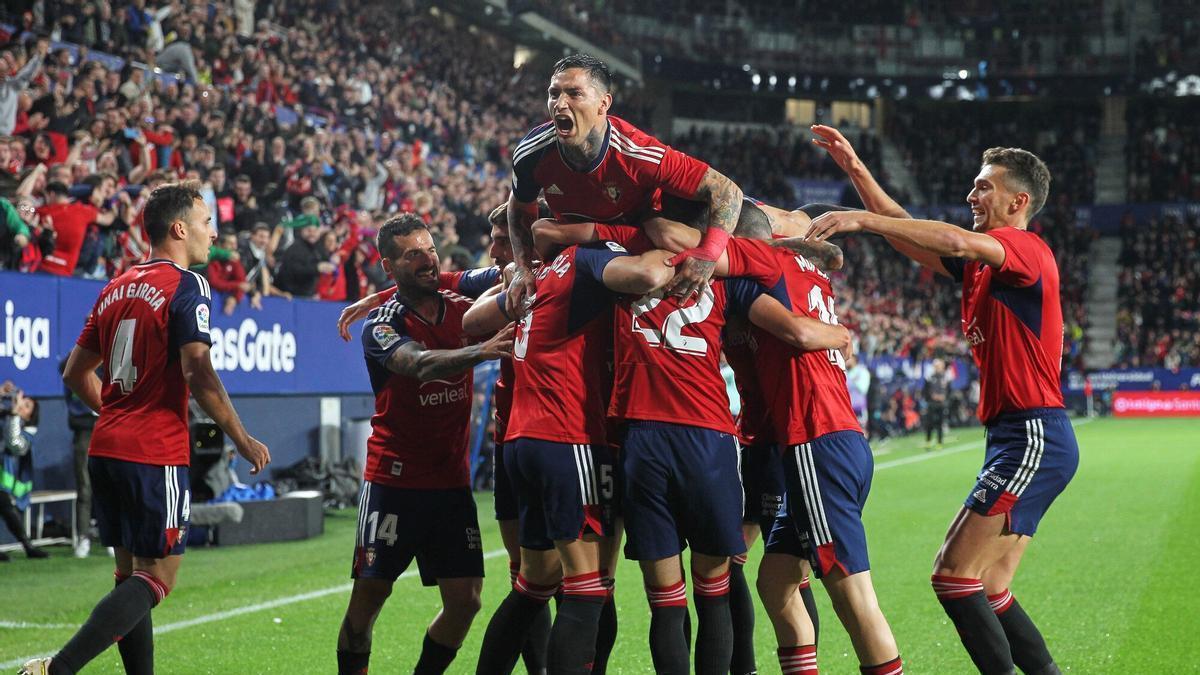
[
  {"left": 0, "top": 300, "right": 51, "bottom": 371},
  {"left": 209, "top": 318, "right": 298, "bottom": 373}
]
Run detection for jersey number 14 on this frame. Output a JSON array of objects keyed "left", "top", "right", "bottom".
[{"left": 807, "top": 286, "right": 846, "bottom": 370}]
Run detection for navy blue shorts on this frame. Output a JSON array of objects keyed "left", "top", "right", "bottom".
[
  {"left": 621, "top": 421, "right": 746, "bottom": 561},
  {"left": 493, "top": 440, "right": 519, "bottom": 522},
  {"left": 766, "top": 430, "right": 873, "bottom": 578},
  {"left": 741, "top": 442, "right": 785, "bottom": 531},
  {"left": 966, "top": 408, "right": 1079, "bottom": 536},
  {"left": 505, "top": 439, "right": 616, "bottom": 550},
  {"left": 352, "top": 483, "right": 484, "bottom": 585},
  {"left": 90, "top": 456, "right": 189, "bottom": 559}
]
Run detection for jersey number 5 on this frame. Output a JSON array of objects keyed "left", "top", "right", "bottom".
[
  {"left": 807, "top": 286, "right": 846, "bottom": 370},
  {"left": 109, "top": 318, "right": 140, "bottom": 394},
  {"left": 631, "top": 288, "right": 714, "bottom": 356}
]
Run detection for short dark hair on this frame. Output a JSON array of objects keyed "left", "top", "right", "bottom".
[
  {"left": 377, "top": 213, "right": 429, "bottom": 259},
  {"left": 552, "top": 54, "right": 612, "bottom": 92},
  {"left": 732, "top": 201, "right": 772, "bottom": 240},
  {"left": 981, "top": 147, "right": 1052, "bottom": 219},
  {"left": 143, "top": 181, "right": 203, "bottom": 246}
]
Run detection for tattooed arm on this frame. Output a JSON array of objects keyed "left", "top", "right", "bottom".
[
  {"left": 664, "top": 167, "right": 743, "bottom": 298},
  {"left": 769, "top": 237, "right": 845, "bottom": 271},
  {"left": 505, "top": 195, "right": 541, "bottom": 316},
  {"left": 386, "top": 325, "right": 515, "bottom": 381}
]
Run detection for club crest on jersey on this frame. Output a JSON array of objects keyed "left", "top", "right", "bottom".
[
  {"left": 373, "top": 324, "right": 401, "bottom": 350},
  {"left": 603, "top": 183, "right": 621, "bottom": 203},
  {"left": 195, "top": 304, "right": 210, "bottom": 334}
]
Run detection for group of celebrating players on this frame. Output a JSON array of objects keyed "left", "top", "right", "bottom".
[{"left": 24, "top": 54, "right": 1078, "bottom": 675}]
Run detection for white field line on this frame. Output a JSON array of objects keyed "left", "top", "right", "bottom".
[
  {"left": 1, "top": 548, "right": 507, "bottom": 669},
  {"left": 3, "top": 416, "right": 1097, "bottom": 668}
]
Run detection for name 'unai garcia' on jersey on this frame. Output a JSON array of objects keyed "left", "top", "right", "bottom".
[
  {"left": 77, "top": 259, "right": 213, "bottom": 467},
  {"left": 361, "top": 288, "right": 483, "bottom": 490},
  {"left": 506, "top": 241, "right": 631, "bottom": 445},
  {"left": 511, "top": 116, "right": 709, "bottom": 224}
]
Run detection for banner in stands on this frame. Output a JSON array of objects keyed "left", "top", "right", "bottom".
[
  {"left": 1112, "top": 391, "right": 1200, "bottom": 417},
  {"left": 1063, "top": 368, "right": 1200, "bottom": 392},
  {"left": 0, "top": 271, "right": 371, "bottom": 397},
  {"left": 866, "top": 356, "right": 972, "bottom": 390},
  {"left": 786, "top": 179, "right": 846, "bottom": 206}
]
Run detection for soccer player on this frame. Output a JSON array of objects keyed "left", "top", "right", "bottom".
[
  {"left": 506, "top": 53, "right": 745, "bottom": 313},
  {"left": 465, "top": 235, "right": 676, "bottom": 674},
  {"left": 808, "top": 124, "right": 1077, "bottom": 675},
  {"left": 538, "top": 209, "right": 849, "bottom": 675},
  {"left": 25, "top": 183, "right": 271, "bottom": 675},
  {"left": 337, "top": 214, "right": 513, "bottom": 675},
  {"left": 335, "top": 205, "right": 556, "bottom": 672}
]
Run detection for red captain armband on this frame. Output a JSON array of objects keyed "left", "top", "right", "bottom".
[
  {"left": 697, "top": 227, "right": 731, "bottom": 260},
  {"left": 667, "top": 227, "right": 730, "bottom": 266}
]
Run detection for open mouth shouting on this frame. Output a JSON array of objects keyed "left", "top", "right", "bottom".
[{"left": 554, "top": 114, "right": 575, "bottom": 137}]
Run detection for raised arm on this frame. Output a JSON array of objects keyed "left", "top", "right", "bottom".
[
  {"left": 665, "top": 167, "right": 743, "bottom": 298},
  {"left": 644, "top": 215, "right": 843, "bottom": 273},
  {"left": 531, "top": 218, "right": 597, "bottom": 259},
  {"left": 804, "top": 211, "right": 1005, "bottom": 275},
  {"left": 601, "top": 250, "right": 675, "bottom": 295},
  {"left": 505, "top": 196, "right": 541, "bottom": 315},
  {"left": 811, "top": 124, "right": 954, "bottom": 274},
  {"left": 338, "top": 288, "right": 393, "bottom": 341},
  {"left": 386, "top": 325, "right": 514, "bottom": 381},
  {"left": 181, "top": 342, "right": 271, "bottom": 474},
  {"left": 747, "top": 295, "right": 852, "bottom": 352}
]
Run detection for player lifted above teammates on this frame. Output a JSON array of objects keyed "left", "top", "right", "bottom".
[
  {"left": 336, "top": 214, "right": 512, "bottom": 675},
  {"left": 26, "top": 183, "right": 271, "bottom": 675},
  {"left": 506, "top": 53, "right": 745, "bottom": 312},
  {"left": 808, "top": 124, "right": 1075, "bottom": 675}
]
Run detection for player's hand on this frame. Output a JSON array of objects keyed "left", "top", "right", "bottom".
[
  {"left": 838, "top": 326, "right": 855, "bottom": 364},
  {"left": 501, "top": 262, "right": 517, "bottom": 286},
  {"left": 337, "top": 293, "right": 386, "bottom": 341},
  {"left": 236, "top": 436, "right": 271, "bottom": 475},
  {"left": 664, "top": 254, "right": 716, "bottom": 300},
  {"left": 810, "top": 124, "right": 862, "bottom": 175},
  {"left": 506, "top": 266, "right": 536, "bottom": 317},
  {"left": 803, "top": 211, "right": 867, "bottom": 242},
  {"left": 478, "top": 323, "right": 515, "bottom": 360}
]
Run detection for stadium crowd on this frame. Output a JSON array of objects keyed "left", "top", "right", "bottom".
[
  {"left": 1115, "top": 211, "right": 1200, "bottom": 369},
  {"left": 1126, "top": 100, "right": 1200, "bottom": 203}
]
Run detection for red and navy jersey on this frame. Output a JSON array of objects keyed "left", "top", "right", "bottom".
[
  {"left": 361, "top": 289, "right": 480, "bottom": 489},
  {"left": 76, "top": 259, "right": 213, "bottom": 466},
  {"left": 506, "top": 241, "right": 629, "bottom": 445},
  {"left": 744, "top": 249, "right": 863, "bottom": 445},
  {"left": 511, "top": 116, "right": 709, "bottom": 224},
  {"left": 604, "top": 230, "right": 782, "bottom": 434},
  {"left": 723, "top": 317, "right": 775, "bottom": 446},
  {"left": 941, "top": 227, "right": 1065, "bottom": 424}
]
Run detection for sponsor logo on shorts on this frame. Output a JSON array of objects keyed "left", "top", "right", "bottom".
[
  {"left": 466, "top": 527, "right": 482, "bottom": 550},
  {"left": 390, "top": 461, "right": 403, "bottom": 477},
  {"left": 546, "top": 183, "right": 564, "bottom": 195},
  {"left": 973, "top": 489, "right": 988, "bottom": 502}
]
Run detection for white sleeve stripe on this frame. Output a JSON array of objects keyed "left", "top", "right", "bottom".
[
  {"left": 610, "top": 138, "right": 662, "bottom": 165},
  {"left": 515, "top": 125, "right": 555, "bottom": 150},
  {"left": 512, "top": 134, "right": 556, "bottom": 167},
  {"left": 610, "top": 130, "right": 666, "bottom": 156},
  {"left": 186, "top": 270, "right": 211, "bottom": 298},
  {"left": 610, "top": 134, "right": 665, "bottom": 160}
]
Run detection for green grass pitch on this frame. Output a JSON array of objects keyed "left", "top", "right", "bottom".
[{"left": 3, "top": 417, "right": 1198, "bottom": 673}]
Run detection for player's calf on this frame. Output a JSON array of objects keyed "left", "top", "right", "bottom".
[{"left": 337, "top": 578, "right": 394, "bottom": 675}]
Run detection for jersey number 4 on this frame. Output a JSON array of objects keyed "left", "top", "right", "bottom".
[
  {"left": 109, "top": 318, "right": 140, "bottom": 394},
  {"left": 631, "top": 288, "right": 715, "bottom": 356},
  {"left": 807, "top": 286, "right": 846, "bottom": 370}
]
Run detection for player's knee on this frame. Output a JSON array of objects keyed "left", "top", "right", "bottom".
[
  {"left": 445, "top": 582, "right": 483, "bottom": 618},
  {"left": 131, "top": 570, "right": 173, "bottom": 604}
]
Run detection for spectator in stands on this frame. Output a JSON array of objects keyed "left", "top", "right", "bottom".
[
  {"left": 208, "top": 230, "right": 253, "bottom": 315},
  {"left": 0, "top": 38, "right": 48, "bottom": 136},
  {"left": 239, "top": 221, "right": 274, "bottom": 300},
  {"left": 274, "top": 219, "right": 332, "bottom": 299},
  {"left": 230, "top": 173, "right": 261, "bottom": 233}
]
